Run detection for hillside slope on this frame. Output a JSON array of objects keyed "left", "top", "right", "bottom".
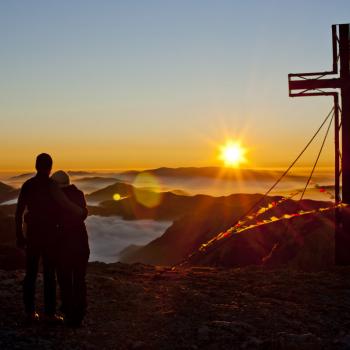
[
  {"left": 119, "top": 194, "right": 282, "bottom": 264},
  {"left": 0, "top": 182, "right": 19, "bottom": 204},
  {"left": 187, "top": 210, "right": 335, "bottom": 270},
  {"left": 120, "top": 198, "right": 333, "bottom": 267}
]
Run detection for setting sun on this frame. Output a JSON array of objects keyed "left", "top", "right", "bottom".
[{"left": 219, "top": 141, "right": 247, "bottom": 167}]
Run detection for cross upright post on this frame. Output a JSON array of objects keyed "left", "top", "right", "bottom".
[
  {"left": 288, "top": 23, "right": 350, "bottom": 265},
  {"left": 340, "top": 25, "right": 350, "bottom": 204}
]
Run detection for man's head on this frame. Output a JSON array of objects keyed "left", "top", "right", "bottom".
[{"left": 35, "top": 153, "right": 53, "bottom": 175}]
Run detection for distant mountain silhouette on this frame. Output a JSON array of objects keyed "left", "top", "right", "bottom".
[
  {"left": 86, "top": 182, "right": 135, "bottom": 202},
  {"left": 87, "top": 180, "right": 190, "bottom": 202},
  {"left": 74, "top": 176, "right": 120, "bottom": 184},
  {"left": 67, "top": 171, "right": 93, "bottom": 176},
  {"left": 120, "top": 166, "right": 305, "bottom": 180},
  {"left": 0, "top": 182, "right": 13, "bottom": 193},
  {"left": 9, "top": 171, "right": 93, "bottom": 182},
  {"left": 89, "top": 187, "right": 275, "bottom": 222},
  {"left": 8, "top": 172, "right": 34, "bottom": 181},
  {"left": 168, "top": 189, "right": 190, "bottom": 196},
  {"left": 0, "top": 182, "right": 19, "bottom": 204}
]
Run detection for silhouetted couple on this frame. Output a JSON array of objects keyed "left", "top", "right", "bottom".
[{"left": 15, "top": 153, "right": 90, "bottom": 327}]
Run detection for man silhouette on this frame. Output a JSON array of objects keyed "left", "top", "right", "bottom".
[{"left": 15, "top": 153, "right": 82, "bottom": 323}]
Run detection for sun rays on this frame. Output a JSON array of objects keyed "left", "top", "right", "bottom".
[{"left": 219, "top": 141, "right": 247, "bottom": 168}]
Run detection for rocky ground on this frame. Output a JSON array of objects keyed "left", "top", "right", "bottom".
[{"left": 1, "top": 263, "right": 350, "bottom": 349}]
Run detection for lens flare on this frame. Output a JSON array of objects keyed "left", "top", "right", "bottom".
[
  {"left": 113, "top": 193, "right": 122, "bottom": 201},
  {"left": 132, "top": 172, "right": 162, "bottom": 208},
  {"left": 219, "top": 141, "right": 247, "bottom": 167}
]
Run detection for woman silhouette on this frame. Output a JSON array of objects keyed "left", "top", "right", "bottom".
[{"left": 51, "top": 170, "right": 89, "bottom": 327}]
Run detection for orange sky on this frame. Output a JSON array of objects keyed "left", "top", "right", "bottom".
[{"left": 0, "top": 1, "right": 346, "bottom": 171}]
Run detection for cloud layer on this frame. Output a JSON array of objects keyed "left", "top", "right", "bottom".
[{"left": 85, "top": 215, "right": 172, "bottom": 263}]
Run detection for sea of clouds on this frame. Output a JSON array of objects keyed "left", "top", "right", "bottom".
[{"left": 0, "top": 169, "right": 335, "bottom": 263}]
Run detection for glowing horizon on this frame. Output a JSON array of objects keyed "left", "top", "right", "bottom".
[{"left": 0, "top": 1, "right": 348, "bottom": 171}]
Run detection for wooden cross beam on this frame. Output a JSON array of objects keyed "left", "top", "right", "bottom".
[{"left": 288, "top": 23, "right": 350, "bottom": 265}]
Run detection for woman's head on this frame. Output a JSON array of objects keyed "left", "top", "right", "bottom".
[{"left": 51, "top": 170, "right": 70, "bottom": 187}]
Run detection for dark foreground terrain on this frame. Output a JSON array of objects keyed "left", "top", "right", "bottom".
[{"left": 1, "top": 263, "right": 350, "bottom": 350}]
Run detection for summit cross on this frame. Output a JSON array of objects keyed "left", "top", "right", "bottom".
[{"left": 288, "top": 23, "right": 350, "bottom": 265}]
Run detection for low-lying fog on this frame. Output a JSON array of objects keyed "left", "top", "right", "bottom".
[
  {"left": 0, "top": 168, "right": 336, "bottom": 263},
  {"left": 0, "top": 168, "right": 335, "bottom": 197},
  {"left": 86, "top": 216, "right": 172, "bottom": 263}
]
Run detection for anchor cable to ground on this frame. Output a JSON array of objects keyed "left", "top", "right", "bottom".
[
  {"left": 300, "top": 111, "right": 335, "bottom": 200},
  {"left": 232, "top": 106, "right": 335, "bottom": 224}
]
